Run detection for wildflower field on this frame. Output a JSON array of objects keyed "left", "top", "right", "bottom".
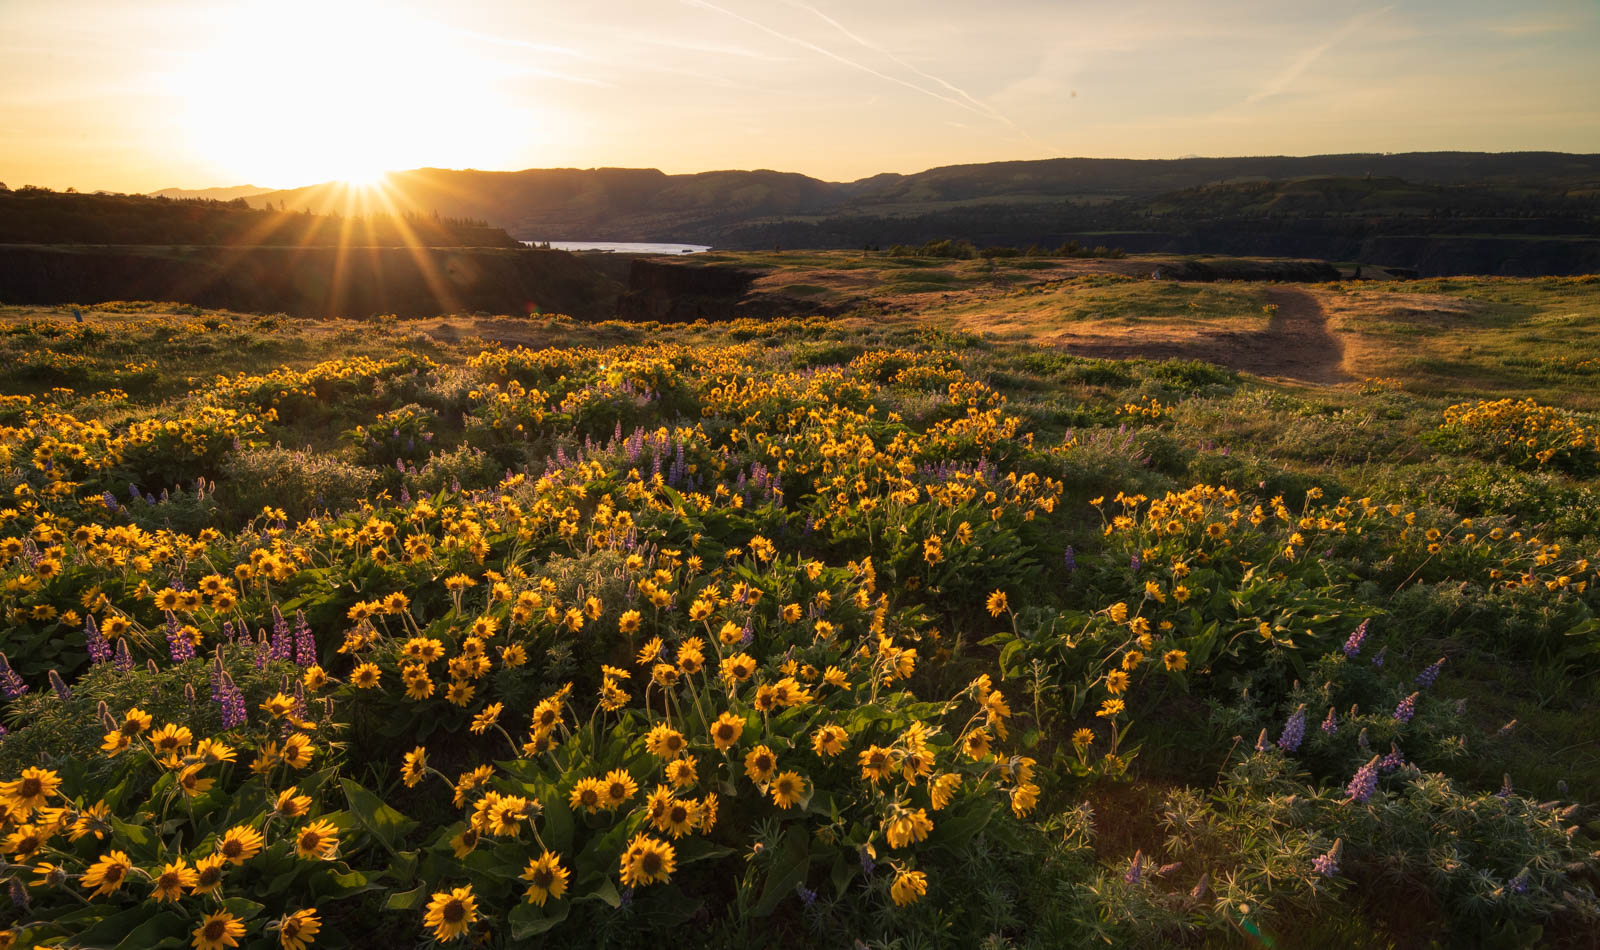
[{"left": 0, "top": 275, "right": 1596, "bottom": 948}]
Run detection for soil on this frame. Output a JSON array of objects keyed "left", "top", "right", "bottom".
[{"left": 1055, "top": 288, "right": 1349, "bottom": 385}]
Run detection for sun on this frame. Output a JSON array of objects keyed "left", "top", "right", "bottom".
[{"left": 172, "top": 0, "right": 530, "bottom": 188}]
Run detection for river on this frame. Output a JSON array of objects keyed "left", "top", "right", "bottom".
[{"left": 522, "top": 241, "right": 710, "bottom": 254}]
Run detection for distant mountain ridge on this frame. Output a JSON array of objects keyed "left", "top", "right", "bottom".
[
  {"left": 149, "top": 185, "right": 275, "bottom": 202},
  {"left": 233, "top": 152, "right": 1600, "bottom": 274}
]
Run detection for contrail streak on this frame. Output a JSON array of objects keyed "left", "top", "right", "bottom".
[
  {"left": 1246, "top": 5, "right": 1392, "bottom": 104},
  {"left": 780, "top": 0, "right": 1017, "bottom": 129},
  {"left": 679, "top": 0, "right": 995, "bottom": 122}
]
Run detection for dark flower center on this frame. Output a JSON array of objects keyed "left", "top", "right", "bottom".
[
  {"left": 203, "top": 920, "right": 225, "bottom": 939},
  {"left": 640, "top": 852, "right": 663, "bottom": 875},
  {"left": 19, "top": 778, "right": 42, "bottom": 797},
  {"left": 533, "top": 869, "right": 553, "bottom": 888},
  {"left": 442, "top": 900, "right": 465, "bottom": 923}
]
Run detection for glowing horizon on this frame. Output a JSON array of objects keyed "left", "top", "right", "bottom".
[{"left": 3, "top": 0, "right": 1598, "bottom": 194}]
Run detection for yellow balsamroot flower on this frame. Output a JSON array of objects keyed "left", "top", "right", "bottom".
[
  {"left": 985, "top": 590, "right": 1008, "bottom": 617},
  {"left": 666, "top": 757, "right": 698, "bottom": 789},
  {"left": 1107, "top": 602, "right": 1129, "bottom": 623},
  {"left": 688, "top": 599, "right": 714, "bottom": 622},
  {"left": 452, "top": 766, "right": 495, "bottom": 808},
  {"left": 260, "top": 693, "right": 296, "bottom": 719},
  {"left": 891, "top": 868, "right": 928, "bottom": 906},
  {"left": 1072, "top": 728, "right": 1095, "bottom": 748},
  {"left": 885, "top": 808, "right": 935, "bottom": 849},
  {"left": 770, "top": 771, "right": 806, "bottom": 809},
  {"left": 294, "top": 820, "right": 339, "bottom": 860},
  {"left": 1105, "top": 670, "right": 1130, "bottom": 695},
  {"left": 619, "top": 834, "right": 677, "bottom": 887},
  {"left": 1163, "top": 650, "right": 1188, "bottom": 671},
  {"left": 521, "top": 852, "right": 569, "bottom": 906},
  {"left": 858, "top": 745, "right": 895, "bottom": 782},
  {"left": 217, "top": 824, "right": 265, "bottom": 865},
  {"left": 619, "top": 610, "right": 642, "bottom": 635},
  {"left": 719, "top": 653, "right": 756, "bottom": 684},
  {"left": 5, "top": 825, "right": 45, "bottom": 859},
  {"left": 963, "top": 728, "right": 992, "bottom": 760},
  {"left": 150, "top": 859, "right": 197, "bottom": 902},
  {"left": 401, "top": 747, "right": 428, "bottom": 788},
  {"left": 281, "top": 734, "right": 314, "bottom": 769},
  {"left": 274, "top": 788, "right": 312, "bottom": 819},
  {"left": 744, "top": 745, "right": 778, "bottom": 784},
  {"left": 645, "top": 724, "right": 688, "bottom": 759},
  {"left": 148, "top": 723, "right": 194, "bottom": 761},
  {"left": 178, "top": 765, "right": 215, "bottom": 798},
  {"left": 1096, "top": 698, "right": 1125, "bottom": 718},
  {"left": 278, "top": 909, "right": 320, "bottom": 950},
  {"left": 192, "top": 854, "right": 226, "bottom": 895},
  {"left": 781, "top": 602, "right": 802, "bottom": 624},
  {"left": 568, "top": 777, "right": 607, "bottom": 814},
  {"left": 654, "top": 796, "right": 700, "bottom": 838},
  {"left": 424, "top": 885, "right": 478, "bottom": 942},
  {"left": 1010, "top": 783, "right": 1040, "bottom": 818},
  {"left": 710, "top": 712, "right": 745, "bottom": 751},
  {"left": 469, "top": 703, "right": 504, "bottom": 735},
  {"left": 602, "top": 769, "right": 638, "bottom": 809},
  {"left": 192, "top": 910, "right": 246, "bottom": 950},
  {"left": 350, "top": 663, "right": 381, "bottom": 688},
  {"left": 81, "top": 849, "right": 133, "bottom": 897},
  {"left": 930, "top": 773, "right": 961, "bottom": 811}
]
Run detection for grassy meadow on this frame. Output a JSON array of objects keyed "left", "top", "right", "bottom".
[{"left": 0, "top": 262, "right": 1596, "bottom": 948}]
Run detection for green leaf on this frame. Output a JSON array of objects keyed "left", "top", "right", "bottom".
[
  {"left": 221, "top": 896, "right": 266, "bottom": 920},
  {"left": 385, "top": 885, "right": 429, "bottom": 911},
  {"left": 111, "top": 913, "right": 189, "bottom": 950},
  {"left": 509, "top": 900, "right": 570, "bottom": 938},
  {"left": 752, "top": 826, "right": 810, "bottom": 918},
  {"left": 341, "top": 778, "right": 419, "bottom": 856},
  {"left": 580, "top": 876, "right": 621, "bottom": 908}
]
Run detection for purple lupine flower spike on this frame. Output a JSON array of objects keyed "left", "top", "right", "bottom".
[
  {"left": 1416, "top": 657, "right": 1446, "bottom": 688},
  {"left": 1278, "top": 704, "right": 1307, "bottom": 752},
  {"left": 85, "top": 615, "right": 111, "bottom": 665},
  {"left": 166, "top": 610, "right": 194, "bottom": 662},
  {"left": 1313, "top": 839, "right": 1342, "bottom": 878},
  {"left": 1342, "top": 618, "right": 1369, "bottom": 658},
  {"left": 1347, "top": 755, "right": 1381, "bottom": 803},
  {"left": 294, "top": 610, "right": 315, "bottom": 667},
  {"left": 1393, "top": 692, "right": 1418, "bottom": 724},
  {"left": 1320, "top": 707, "right": 1338, "bottom": 735},
  {"left": 1124, "top": 850, "right": 1143, "bottom": 884},
  {"left": 0, "top": 653, "right": 28, "bottom": 698}
]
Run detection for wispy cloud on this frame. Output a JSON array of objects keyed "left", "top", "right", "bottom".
[
  {"left": 1485, "top": 17, "right": 1584, "bottom": 37},
  {"left": 679, "top": 0, "right": 999, "bottom": 121},
  {"left": 779, "top": 0, "right": 1015, "bottom": 128},
  {"left": 628, "top": 34, "right": 790, "bottom": 62},
  {"left": 1244, "top": 6, "right": 1392, "bottom": 104}
]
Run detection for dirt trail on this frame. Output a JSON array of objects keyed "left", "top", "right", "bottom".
[{"left": 1060, "top": 288, "right": 1348, "bottom": 384}]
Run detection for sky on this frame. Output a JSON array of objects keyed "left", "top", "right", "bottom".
[{"left": 2, "top": 0, "right": 1597, "bottom": 193}]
